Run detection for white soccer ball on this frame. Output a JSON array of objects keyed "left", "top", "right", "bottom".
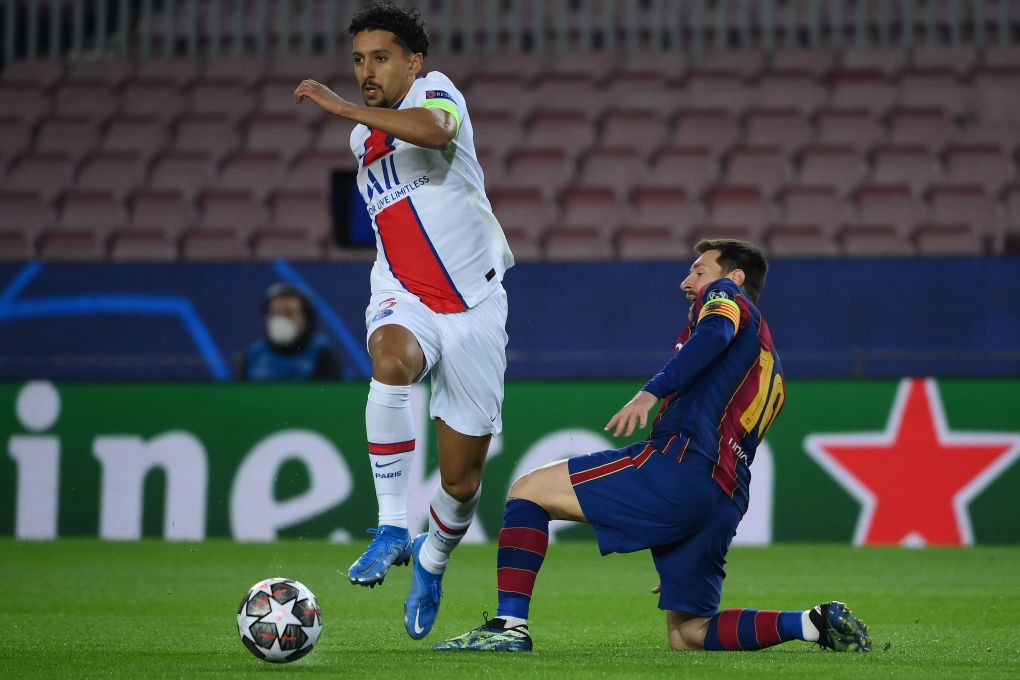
[{"left": 237, "top": 578, "right": 323, "bottom": 663}]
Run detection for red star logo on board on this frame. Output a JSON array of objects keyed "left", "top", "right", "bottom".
[{"left": 805, "top": 378, "right": 1020, "bottom": 546}]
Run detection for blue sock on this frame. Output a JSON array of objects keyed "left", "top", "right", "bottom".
[
  {"left": 703, "top": 609, "right": 806, "bottom": 650},
  {"left": 495, "top": 498, "right": 550, "bottom": 621}
]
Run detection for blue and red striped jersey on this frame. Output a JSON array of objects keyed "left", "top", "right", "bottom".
[{"left": 643, "top": 277, "right": 785, "bottom": 514}]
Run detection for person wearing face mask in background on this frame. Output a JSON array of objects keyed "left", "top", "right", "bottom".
[{"left": 235, "top": 282, "right": 342, "bottom": 381}]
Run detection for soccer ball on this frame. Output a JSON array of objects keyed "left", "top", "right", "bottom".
[{"left": 237, "top": 578, "right": 323, "bottom": 663}]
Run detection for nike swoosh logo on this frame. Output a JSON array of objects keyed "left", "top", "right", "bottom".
[
  {"left": 414, "top": 606, "right": 426, "bottom": 635},
  {"left": 374, "top": 459, "right": 401, "bottom": 468},
  {"left": 358, "top": 147, "right": 373, "bottom": 160}
]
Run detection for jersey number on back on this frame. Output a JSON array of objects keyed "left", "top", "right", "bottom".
[{"left": 738, "top": 349, "right": 785, "bottom": 439}]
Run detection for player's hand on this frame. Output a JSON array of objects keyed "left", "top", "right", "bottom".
[
  {"left": 604, "top": 390, "right": 658, "bottom": 438},
  {"left": 294, "top": 79, "right": 349, "bottom": 116}
]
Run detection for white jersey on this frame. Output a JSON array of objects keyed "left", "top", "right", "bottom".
[{"left": 350, "top": 71, "right": 513, "bottom": 313}]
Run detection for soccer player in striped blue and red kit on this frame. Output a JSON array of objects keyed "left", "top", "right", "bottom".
[{"left": 436, "top": 239, "right": 872, "bottom": 653}]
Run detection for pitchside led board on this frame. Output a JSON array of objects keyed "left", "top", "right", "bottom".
[{"left": 2, "top": 379, "right": 1018, "bottom": 545}]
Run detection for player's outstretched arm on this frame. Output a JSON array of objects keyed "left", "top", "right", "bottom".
[
  {"left": 605, "top": 390, "right": 658, "bottom": 438},
  {"left": 294, "top": 79, "right": 456, "bottom": 150}
]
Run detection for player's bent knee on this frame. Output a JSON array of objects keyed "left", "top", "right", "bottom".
[
  {"left": 666, "top": 612, "right": 708, "bottom": 651},
  {"left": 441, "top": 477, "right": 481, "bottom": 502},
  {"left": 371, "top": 352, "right": 418, "bottom": 384}
]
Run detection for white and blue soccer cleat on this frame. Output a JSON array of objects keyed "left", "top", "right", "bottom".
[
  {"left": 810, "top": 601, "right": 873, "bottom": 652},
  {"left": 403, "top": 533, "right": 443, "bottom": 639},
  {"left": 347, "top": 525, "right": 412, "bottom": 587},
  {"left": 434, "top": 615, "right": 533, "bottom": 652}
]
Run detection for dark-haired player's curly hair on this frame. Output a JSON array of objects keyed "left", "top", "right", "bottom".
[{"left": 349, "top": 2, "right": 430, "bottom": 56}]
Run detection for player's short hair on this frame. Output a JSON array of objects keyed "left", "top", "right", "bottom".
[
  {"left": 695, "top": 238, "right": 768, "bottom": 303},
  {"left": 349, "top": 1, "right": 430, "bottom": 56}
]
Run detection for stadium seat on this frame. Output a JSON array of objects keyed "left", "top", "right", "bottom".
[
  {"left": 101, "top": 114, "right": 171, "bottom": 161},
  {"left": 670, "top": 108, "right": 740, "bottom": 154},
  {"left": 35, "top": 115, "right": 99, "bottom": 163},
  {"left": 58, "top": 189, "right": 127, "bottom": 233},
  {"left": 912, "top": 44, "right": 978, "bottom": 77},
  {"left": 628, "top": 187, "right": 698, "bottom": 233},
  {"left": 972, "top": 66, "right": 1020, "bottom": 125},
  {"left": 744, "top": 108, "right": 813, "bottom": 154},
  {"left": 253, "top": 228, "right": 324, "bottom": 260},
  {"left": 38, "top": 228, "right": 107, "bottom": 261},
  {"left": 887, "top": 107, "right": 957, "bottom": 153},
  {"left": 500, "top": 226, "right": 542, "bottom": 261},
  {"left": 956, "top": 122, "right": 1020, "bottom": 156},
  {"left": 983, "top": 45, "right": 1020, "bottom": 69},
  {"left": 841, "top": 46, "right": 907, "bottom": 78},
  {"left": 427, "top": 53, "right": 478, "bottom": 86},
  {"left": 549, "top": 51, "right": 619, "bottom": 85},
  {"left": 600, "top": 109, "right": 669, "bottom": 158},
  {"left": 283, "top": 150, "right": 354, "bottom": 192},
  {"left": 765, "top": 223, "right": 839, "bottom": 258},
  {"left": 615, "top": 50, "right": 687, "bottom": 84},
  {"left": 502, "top": 149, "right": 573, "bottom": 198},
  {"left": 853, "top": 184, "right": 927, "bottom": 231},
  {"left": 258, "top": 77, "right": 325, "bottom": 123},
  {"left": 179, "top": 228, "right": 252, "bottom": 260},
  {"left": 266, "top": 54, "right": 341, "bottom": 84},
  {"left": 604, "top": 74, "right": 681, "bottom": 115},
  {"left": 755, "top": 71, "right": 828, "bottom": 115},
  {"left": 690, "top": 223, "right": 755, "bottom": 244},
  {"left": 133, "top": 58, "right": 202, "bottom": 88},
  {"left": 0, "top": 84, "right": 50, "bottom": 123},
  {"left": 779, "top": 185, "right": 850, "bottom": 232},
  {"left": 53, "top": 82, "right": 119, "bottom": 122},
  {"left": 245, "top": 112, "right": 314, "bottom": 160},
  {"left": 471, "top": 111, "right": 524, "bottom": 158},
  {"left": 912, "top": 223, "right": 983, "bottom": 256},
  {"left": 269, "top": 189, "right": 332, "bottom": 237},
  {"left": 197, "top": 189, "right": 268, "bottom": 236},
  {"left": 575, "top": 147, "right": 646, "bottom": 198},
  {"left": 943, "top": 144, "right": 1013, "bottom": 195},
  {"left": 119, "top": 81, "right": 187, "bottom": 123},
  {"left": 724, "top": 145, "right": 791, "bottom": 198},
  {"left": 0, "top": 231, "right": 35, "bottom": 261},
  {"left": 542, "top": 226, "right": 613, "bottom": 261},
  {"left": 148, "top": 151, "right": 216, "bottom": 199},
  {"left": 814, "top": 107, "right": 886, "bottom": 152},
  {"left": 0, "top": 191, "right": 55, "bottom": 238},
  {"left": 682, "top": 71, "right": 754, "bottom": 115},
  {"left": 467, "top": 75, "right": 537, "bottom": 118},
  {"left": 533, "top": 75, "right": 610, "bottom": 115},
  {"left": 700, "top": 48, "right": 764, "bottom": 80},
  {"left": 0, "top": 60, "right": 64, "bottom": 89},
  {"left": 5, "top": 152, "right": 75, "bottom": 201},
  {"left": 928, "top": 184, "right": 1001, "bottom": 245},
  {"left": 702, "top": 185, "right": 774, "bottom": 232},
  {"left": 489, "top": 188, "right": 556, "bottom": 238},
  {"left": 768, "top": 47, "right": 837, "bottom": 78},
  {"left": 828, "top": 70, "right": 898, "bottom": 117},
  {"left": 870, "top": 145, "right": 940, "bottom": 191},
  {"left": 558, "top": 187, "right": 626, "bottom": 237},
  {"left": 796, "top": 144, "right": 867, "bottom": 196},
  {"left": 75, "top": 152, "right": 147, "bottom": 201},
  {"left": 0, "top": 117, "right": 34, "bottom": 164},
  {"left": 615, "top": 225, "right": 689, "bottom": 261},
  {"left": 646, "top": 146, "right": 718, "bottom": 196},
  {"left": 203, "top": 55, "right": 270, "bottom": 88},
  {"left": 472, "top": 52, "right": 544, "bottom": 85},
  {"left": 838, "top": 223, "right": 912, "bottom": 256},
  {"left": 188, "top": 79, "right": 257, "bottom": 122},
  {"left": 522, "top": 108, "right": 595, "bottom": 157},
  {"left": 64, "top": 60, "right": 131, "bottom": 89},
  {"left": 109, "top": 228, "right": 179, "bottom": 262},
  {"left": 315, "top": 118, "right": 360, "bottom": 156},
  {"left": 129, "top": 189, "right": 195, "bottom": 234},
  {"left": 174, "top": 113, "right": 242, "bottom": 162},
  {"left": 476, "top": 147, "right": 504, "bottom": 186},
  {"left": 899, "top": 69, "right": 969, "bottom": 117},
  {"left": 217, "top": 151, "right": 286, "bottom": 198}
]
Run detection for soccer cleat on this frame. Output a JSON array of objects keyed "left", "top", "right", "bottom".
[
  {"left": 810, "top": 601, "right": 873, "bottom": 652},
  {"left": 403, "top": 533, "right": 443, "bottom": 640},
  {"left": 347, "top": 525, "right": 412, "bottom": 587},
  {"left": 434, "top": 615, "right": 533, "bottom": 652}
]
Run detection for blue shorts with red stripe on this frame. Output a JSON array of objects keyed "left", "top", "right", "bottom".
[{"left": 567, "top": 438, "right": 742, "bottom": 617}]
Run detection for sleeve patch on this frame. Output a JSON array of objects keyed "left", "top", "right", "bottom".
[
  {"left": 698, "top": 297, "right": 740, "bottom": 329},
  {"left": 705, "top": 288, "right": 734, "bottom": 302},
  {"left": 426, "top": 90, "right": 453, "bottom": 101}
]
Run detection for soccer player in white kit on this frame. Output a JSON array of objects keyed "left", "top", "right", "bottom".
[{"left": 294, "top": 1, "right": 513, "bottom": 640}]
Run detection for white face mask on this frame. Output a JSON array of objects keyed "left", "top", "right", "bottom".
[{"left": 266, "top": 315, "right": 300, "bottom": 345}]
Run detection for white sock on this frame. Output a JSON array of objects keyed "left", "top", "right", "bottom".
[
  {"left": 802, "top": 610, "right": 820, "bottom": 642},
  {"left": 419, "top": 485, "right": 480, "bottom": 574},
  {"left": 365, "top": 379, "right": 415, "bottom": 528},
  {"left": 500, "top": 616, "right": 527, "bottom": 629}
]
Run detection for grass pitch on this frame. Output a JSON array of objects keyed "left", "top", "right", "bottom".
[{"left": 2, "top": 540, "right": 1018, "bottom": 679}]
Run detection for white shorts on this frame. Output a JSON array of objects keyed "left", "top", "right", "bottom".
[{"left": 365, "top": 287, "right": 508, "bottom": 436}]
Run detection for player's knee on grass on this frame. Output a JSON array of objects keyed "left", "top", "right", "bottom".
[{"left": 666, "top": 611, "right": 709, "bottom": 651}]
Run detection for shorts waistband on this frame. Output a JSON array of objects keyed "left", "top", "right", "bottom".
[{"left": 659, "top": 435, "right": 717, "bottom": 476}]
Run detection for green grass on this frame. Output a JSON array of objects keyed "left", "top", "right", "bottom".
[{"left": 2, "top": 540, "right": 1018, "bottom": 678}]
